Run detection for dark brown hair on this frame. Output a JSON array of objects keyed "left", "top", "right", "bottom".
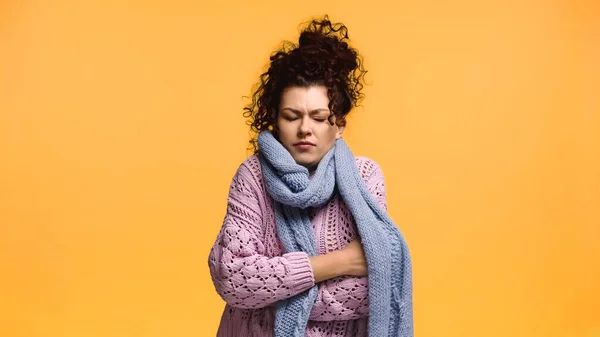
[{"left": 243, "top": 15, "right": 367, "bottom": 154}]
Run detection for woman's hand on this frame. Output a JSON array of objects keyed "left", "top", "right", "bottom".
[
  {"left": 340, "top": 238, "right": 368, "bottom": 277},
  {"left": 309, "top": 238, "right": 368, "bottom": 283}
]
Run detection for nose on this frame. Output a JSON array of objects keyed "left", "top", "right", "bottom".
[{"left": 297, "top": 116, "right": 312, "bottom": 137}]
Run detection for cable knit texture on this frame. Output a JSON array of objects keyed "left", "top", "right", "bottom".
[{"left": 208, "top": 133, "right": 413, "bottom": 337}]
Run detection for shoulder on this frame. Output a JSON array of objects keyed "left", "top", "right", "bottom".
[
  {"left": 237, "top": 155, "right": 262, "bottom": 176},
  {"left": 229, "top": 155, "right": 264, "bottom": 194},
  {"left": 354, "top": 156, "right": 385, "bottom": 181}
]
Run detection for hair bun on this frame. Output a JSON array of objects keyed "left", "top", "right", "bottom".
[{"left": 296, "top": 18, "right": 358, "bottom": 76}]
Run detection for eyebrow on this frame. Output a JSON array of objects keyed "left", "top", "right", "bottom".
[{"left": 281, "top": 107, "right": 330, "bottom": 115}]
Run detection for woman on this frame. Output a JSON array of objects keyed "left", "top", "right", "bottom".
[{"left": 208, "top": 16, "right": 413, "bottom": 337}]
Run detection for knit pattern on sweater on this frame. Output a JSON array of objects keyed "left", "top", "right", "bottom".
[{"left": 209, "top": 154, "right": 408, "bottom": 337}]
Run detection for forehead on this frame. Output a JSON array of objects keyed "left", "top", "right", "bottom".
[{"left": 280, "top": 86, "right": 329, "bottom": 110}]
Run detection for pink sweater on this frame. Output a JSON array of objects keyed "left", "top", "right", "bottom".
[{"left": 208, "top": 155, "right": 388, "bottom": 337}]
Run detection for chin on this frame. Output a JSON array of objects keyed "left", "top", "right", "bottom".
[
  {"left": 294, "top": 159, "right": 315, "bottom": 168},
  {"left": 291, "top": 155, "right": 317, "bottom": 169}
]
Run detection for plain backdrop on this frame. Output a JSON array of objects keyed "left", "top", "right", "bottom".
[{"left": 1, "top": 1, "right": 599, "bottom": 336}]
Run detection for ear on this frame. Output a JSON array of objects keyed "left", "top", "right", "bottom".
[{"left": 336, "top": 125, "right": 345, "bottom": 139}]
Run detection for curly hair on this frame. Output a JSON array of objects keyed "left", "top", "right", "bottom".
[{"left": 242, "top": 15, "right": 367, "bottom": 154}]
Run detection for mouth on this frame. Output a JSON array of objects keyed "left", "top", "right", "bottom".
[
  {"left": 293, "top": 141, "right": 316, "bottom": 146},
  {"left": 293, "top": 141, "right": 316, "bottom": 150}
]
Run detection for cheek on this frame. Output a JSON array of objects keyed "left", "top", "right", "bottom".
[
  {"left": 326, "top": 127, "right": 339, "bottom": 141},
  {"left": 276, "top": 123, "right": 295, "bottom": 143},
  {"left": 317, "top": 128, "right": 338, "bottom": 147}
]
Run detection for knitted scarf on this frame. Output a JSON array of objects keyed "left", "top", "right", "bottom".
[{"left": 257, "top": 131, "right": 413, "bottom": 337}]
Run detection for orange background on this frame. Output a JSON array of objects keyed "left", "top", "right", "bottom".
[{"left": 1, "top": 1, "right": 599, "bottom": 336}]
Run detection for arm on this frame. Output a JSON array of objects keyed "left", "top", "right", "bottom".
[
  {"left": 309, "top": 158, "right": 388, "bottom": 321},
  {"left": 309, "top": 242, "right": 370, "bottom": 321},
  {"left": 208, "top": 161, "right": 315, "bottom": 309},
  {"left": 308, "top": 244, "right": 365, "bottom": 283}
]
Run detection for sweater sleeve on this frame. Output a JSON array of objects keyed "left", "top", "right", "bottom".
[
  {"left": 208, "top": 160, "right": 316, "bottom": 309},
  {"left": 309, "top": 158, "right": 388, "bottom": 321},
  {"left": 309, "top": 275, "right": 370, "bottom": 321}
]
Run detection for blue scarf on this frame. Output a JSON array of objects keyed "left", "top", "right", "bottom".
[{"left": 257, "top": 131, "right": 413, "bottom": 337}]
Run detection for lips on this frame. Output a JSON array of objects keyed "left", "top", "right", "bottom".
[
  {"left": 293, "top": 141, "right": 316, "bottom": 151},
  {"left": 293, "top": 141, "right": 315, "bottom": 146}
]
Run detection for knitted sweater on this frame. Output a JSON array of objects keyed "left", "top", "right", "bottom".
[{"left": 208, "top": 155, "right": 389, "bottom": 337}]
